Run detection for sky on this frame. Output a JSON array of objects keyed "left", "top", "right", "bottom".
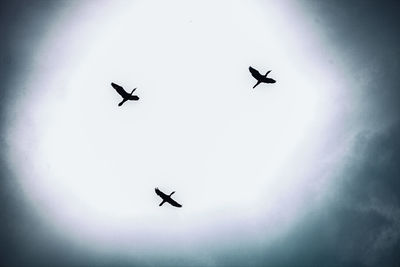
[{"left": 1, "top": 0, "right": 400, "bottom": 266}]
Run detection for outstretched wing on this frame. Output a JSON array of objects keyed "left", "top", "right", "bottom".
[
  {"left": 129, "top": 90, "right": 139, "bottom": 100},
  {"left": 155, "top": 188, "right": 168, "bottom": 199},
  {"left": 249, "top": 66, "right": 263, "bottom": 80},
  {"left": 111, "top": 82, "right": 130, "bottom": 98},
  {"left": 168, "top": 198, "right": 182, "bottom": 208}
]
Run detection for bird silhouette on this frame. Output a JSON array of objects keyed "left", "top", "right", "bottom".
[
  {"left": 111, "top": 82, "right": 139, "bottom": 106},
  {"left": 155, "top": 188, "right": 182, "bottom": 208},
  {"left": 249, "top": 66, "right": 276, "bottom": 88}
]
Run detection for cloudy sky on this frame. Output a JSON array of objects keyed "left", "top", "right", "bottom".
[{"left": 1, "top": 0, "right": 400, "bottom": 266}]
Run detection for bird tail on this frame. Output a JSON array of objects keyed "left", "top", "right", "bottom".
[{"left": 159, "top": 200, "right": 166, "bottom": 206}]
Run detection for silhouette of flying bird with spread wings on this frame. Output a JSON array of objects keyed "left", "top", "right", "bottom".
[
  {"left": 155, "top": 188, "right": 182, "bottom": 208},
  {"left": 249, "top": 66, "right": 276, "bottom": 88},
  {"left": 111, "top": 82, "right": 139, "bottom": 106}
]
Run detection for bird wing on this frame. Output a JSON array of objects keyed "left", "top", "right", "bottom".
[
  {"left": 155, "top": 188, "right": 168, "bottom": 199},
  {"left": 249, "top": 66, "right": 263, "bottom": 80},
  {"left": 168, "top": 198, "right": 182, "bottom": 207},
  {"left": 111, "top": 82, "right": 130, "bottom": 98}
]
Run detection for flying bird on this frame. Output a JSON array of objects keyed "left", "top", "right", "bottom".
[
  {"left": 111, "top": 82, "right": 139, "bottom": 106},
  {"left": 155, "top": 188, "right": 182, "bottom": 208},
  {"left": 249, "top": 66, "right": 276, "bottom": 88}
]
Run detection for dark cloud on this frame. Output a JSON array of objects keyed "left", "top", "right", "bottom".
[
  {"left": 0, "top": 1, "right": 87, "bottom": 266},
  {"left": 260, "top": 122, "right": 400, "bottom": 267},
  {"left": 338, "top": 123, "right": 400, "bottom": 266},
  {"left": 302, "top": 0, "right": 400, "bottom": 120},
  {"left": 213, "top": 122, "right": 400, "bottom": 267}
]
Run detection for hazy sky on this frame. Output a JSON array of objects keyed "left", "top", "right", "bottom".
[{"left": 1, "top": 1, "right": 400, "bottom": 266}]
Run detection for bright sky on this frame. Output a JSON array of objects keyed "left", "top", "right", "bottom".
[{"left": 7, "top": 0, "right": 344, "bottom": 258}]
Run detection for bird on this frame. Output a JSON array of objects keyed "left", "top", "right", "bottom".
[
  {"left": 155, "top": 188, "right": 182, "bottom": 208},
  {"left": 249, "top": 66, "right": 276, "bottom": 88},
  {"left": 111, "top": 82, "right": 139, "bottom": 106}
]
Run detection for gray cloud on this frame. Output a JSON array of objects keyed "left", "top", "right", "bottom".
[
  {"left": 339, "top": 125, "right": 400, "bottom": 266},
  {"left": 252, "top": 123, "right": 400, "bottom": 267}
]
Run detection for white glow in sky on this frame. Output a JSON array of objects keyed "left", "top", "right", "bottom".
[{"left": 7, "top": 0, "right": 342, "bottom": 256}]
